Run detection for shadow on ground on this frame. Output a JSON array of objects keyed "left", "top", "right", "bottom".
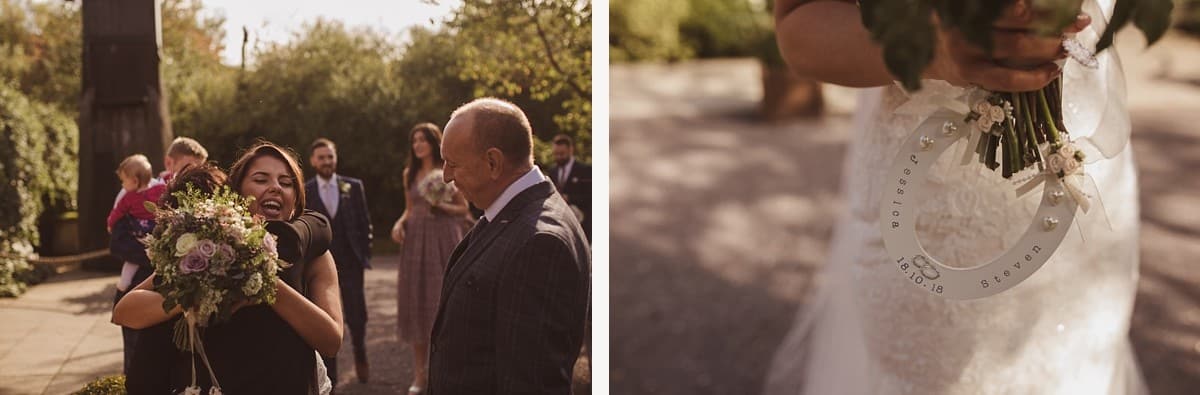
[{"left": 611, "top": 110, "right": 848, "bottom": 394}]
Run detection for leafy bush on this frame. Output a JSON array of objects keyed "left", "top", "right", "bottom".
[
  {"left": 610, "top": 0, "right": 776, "bottom": 63},
  {"left": 1179, "top": 0, "right": 1200, "bottom": 34},
  {"left": 0, "top": 81, "right": 78, "bottom": 297},
  {"left": 72, "top": 375, "right": 125, "bottom": 395}
]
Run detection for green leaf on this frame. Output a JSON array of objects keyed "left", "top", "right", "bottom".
[
  {"left": 1097, "top": 0, "right": 1136, "bottom": 52},
  {"left": 1133, "top": 0, "right": 1174, "bottom": 46}
]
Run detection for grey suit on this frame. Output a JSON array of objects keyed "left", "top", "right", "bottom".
[{"left": 429, "top": 181, "right": 591, "bottom": 394}]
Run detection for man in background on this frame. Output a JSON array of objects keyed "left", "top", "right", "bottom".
[
  {"left": 306, "top": 138, "right": 373, "bottom": 386},
  {"left": 547, "top": 134, "right": 591, "bottom": 240}
]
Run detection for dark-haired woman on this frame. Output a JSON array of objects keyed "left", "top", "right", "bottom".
[
  {"left": 115, "top": 143, "right": 343, "bottom": 394},
  {"left": 390, "top": 123, "right": 469, "bottom": 395}
]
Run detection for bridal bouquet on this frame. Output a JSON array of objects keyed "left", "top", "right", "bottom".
[
  {"left": 417, "top": 169, "right": 456, "bottom": 207},
  {"left": 863, "top": 0, "right": 1171, "bottom": 184},
  {"left": 141, "top": 185, "right": 289, "bottom": 394},
  {"left": 864, "top": 0, "right": 1173, "bottom": 299}
]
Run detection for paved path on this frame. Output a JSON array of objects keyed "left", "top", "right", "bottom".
[
  {"left": 0, "top": 256, "right": 417, "bottom": 395},
  {"left": 611, "top": 31, "right": 1200, "bottom": 394}
]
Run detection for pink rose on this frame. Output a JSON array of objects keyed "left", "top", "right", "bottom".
[
  {"left": 212, "top": 243, "right": 235, "bottom": 267},
  {"left": 218, "top": 243, "right": 235, "bottom": 261},
  {"left": 179, "top": 250, "right": 210, "bottom": 274},
  {"left": 262, "top": 233, "right": 278, "bottom": 257},
  {"left": 196, "top": 240, "right": 217, "bottom": 257}
]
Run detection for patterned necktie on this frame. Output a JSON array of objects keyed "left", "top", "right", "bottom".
[{"left": 323, "top": 182, "right": 338, "bottom": 218}]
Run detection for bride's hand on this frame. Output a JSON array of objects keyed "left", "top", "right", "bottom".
[{"left": 926, "top": 3, "right": 1091, "bottom": 92}]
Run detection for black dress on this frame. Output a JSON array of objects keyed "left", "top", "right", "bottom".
[{"left": 126, "top": 211, "right": 332, "bottom": 395}]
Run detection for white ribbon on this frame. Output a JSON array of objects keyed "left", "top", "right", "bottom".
[{"left": 181, "top": 311, "right": 223, "bottom": 395}]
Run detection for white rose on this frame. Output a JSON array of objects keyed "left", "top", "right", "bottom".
[
  {"left": 1046, "top": 154, "right": 1067, "bottom": 175},
  {"left": 175, "top": 233, "right": 199, "bottom": 257},
  {"left": 1059, "top": 155, "right": 1082, "bottom": 175},
  {"left": 974, "top": 101, "right": 990, "bottom": 115},
  {"left": 975, "top": 118, "right": 995, "bottom": 134},
  {"left": 242, "top": 272, "right": 263, "bottom": 296},
  {"left": 989, "top": 106, "right": 1006, "bottom": 124},
  {"left": 1058, "top": 144, "right": 1077, "bottom": 158}
]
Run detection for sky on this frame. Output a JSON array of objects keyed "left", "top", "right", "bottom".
[{"left": 198, "top": 0, "right": 462, "bottom": 65}]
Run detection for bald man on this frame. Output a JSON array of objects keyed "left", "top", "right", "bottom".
[{"left": 427, "top": 98, "right": 590, "bottom": 395}]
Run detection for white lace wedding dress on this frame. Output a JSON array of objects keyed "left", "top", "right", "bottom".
[{"left": 764, "top": 1, "right": 1145, "bottom": 393}]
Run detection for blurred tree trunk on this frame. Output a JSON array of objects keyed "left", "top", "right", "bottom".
[
  {"left": 77, "top": 0, "right": 171, "bottom": 268},
  {"left": 760, "top": 62, "right": 823, "bottom": 120}
]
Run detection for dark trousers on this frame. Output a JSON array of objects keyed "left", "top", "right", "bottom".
[
  {"left": 113, "top": 289, "right": 137, "bottom": 375},
  {"left": 322, "top": 259, "right": 367, "bottom": 385}
]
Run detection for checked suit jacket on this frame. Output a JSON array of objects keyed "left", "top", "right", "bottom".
[{"left": 428, "top": 181, "right": 591, "bottom": 395}]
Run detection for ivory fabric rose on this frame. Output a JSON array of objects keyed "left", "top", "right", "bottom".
[
  {"left": 989, "top": 106, "right": 1006, "bottom": 124},
  {"left": 175, "top": 233, "right": 199, "bottom": 257},
  {"left": 1058, "top": 144, "right": 1077, "bottom": 158},
  {"left": 1046, "top": 152, "right": 1082, "bottom": 176},
  {"left": 1059, "top": 155, "right": 1081, "bottom": 175},
  {"left": 180, "top": 250, "right": 210, "bottom": 274}
]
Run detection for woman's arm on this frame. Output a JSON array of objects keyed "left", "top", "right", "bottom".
[
  {"left": 774, "top": 0, "right": 1089, "bottom": 91},
  {"left": 270, "top": 251, "right": 343, "bottom": 357},
  {"left": 113, "top": 274, "right": 183, "bottom": 329},
  {"left": 392, "top": 168, "right": 413, "bottom": 244},
  {"left": 774, "top": 0, "right": 895, "bottom": 87}
]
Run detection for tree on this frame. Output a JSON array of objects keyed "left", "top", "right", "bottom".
[
  {"left": 447, "top": 0, "right": 593, "bottom": 161},
  {"left": 0, "top": 0, "right": 82, "bottom": 113}
]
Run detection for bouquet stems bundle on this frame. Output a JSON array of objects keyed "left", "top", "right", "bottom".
[{"left": 858, "top": 0, "right": 1172, "bottom": 180}]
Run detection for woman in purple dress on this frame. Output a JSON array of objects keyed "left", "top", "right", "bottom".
[{"left": 390, "top": 122, "right": 469, "bottom": 395}]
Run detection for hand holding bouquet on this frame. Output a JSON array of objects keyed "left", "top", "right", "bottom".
[
  {"left": 141, "top": 185, "right": 290, "bottom": 394},
  {"left": 860, "top": 0, "right": 1171, "bottom": 183}
]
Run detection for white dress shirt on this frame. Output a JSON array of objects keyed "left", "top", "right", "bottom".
[
  {"left": 483, "top": 167, "right": 547, "bottom": 222},
  {"left": 317, "top": 174, "right": 340, "bottom": 218}
]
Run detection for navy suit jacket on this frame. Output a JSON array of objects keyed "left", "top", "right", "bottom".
[
  {"left": 428, "top": 181, "right": 591, "bottom": 395},
  {"left": 305, "top": 174, "right": 372, "bottom": 268},
  {"left": 547, "top": 160, "right": 591, "bottom": 238}
]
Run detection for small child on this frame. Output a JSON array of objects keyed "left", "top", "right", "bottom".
[
  {"left": 108, "top": 154, "right": 165, "bottom": 272},
  {"left": 108, "top": 154, "right": 165, "bottom": 375}
]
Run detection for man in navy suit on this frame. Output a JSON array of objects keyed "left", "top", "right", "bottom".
[
  {"left": 546, "top": 134, "right": 591, "bottom": 240},
  {"left": 306, "top": 137, "right": 373, "bottom": 386},
  {"left": 429, "top": 98, "right": 590, "bottom": 394}
]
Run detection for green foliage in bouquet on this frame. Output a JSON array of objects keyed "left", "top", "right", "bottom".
[
  {"left": 858, "top": 0, "right": 1174, "bottom": 91},
  {"left": 0, "top": 81, "right": 78, "bottom": 297},
  {"left": 72, "top": 375, "right": 126, "bottom": 395},
  {"left": 142, "top": 185, "right": 288, "bottom": 349},
  {"left": 857, "top": 0, "right": 1172, "bottom": 181}
]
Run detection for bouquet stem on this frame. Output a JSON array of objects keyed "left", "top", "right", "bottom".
[{"left": 965, "top": 76, "right": 1072, "bottom": 179}]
